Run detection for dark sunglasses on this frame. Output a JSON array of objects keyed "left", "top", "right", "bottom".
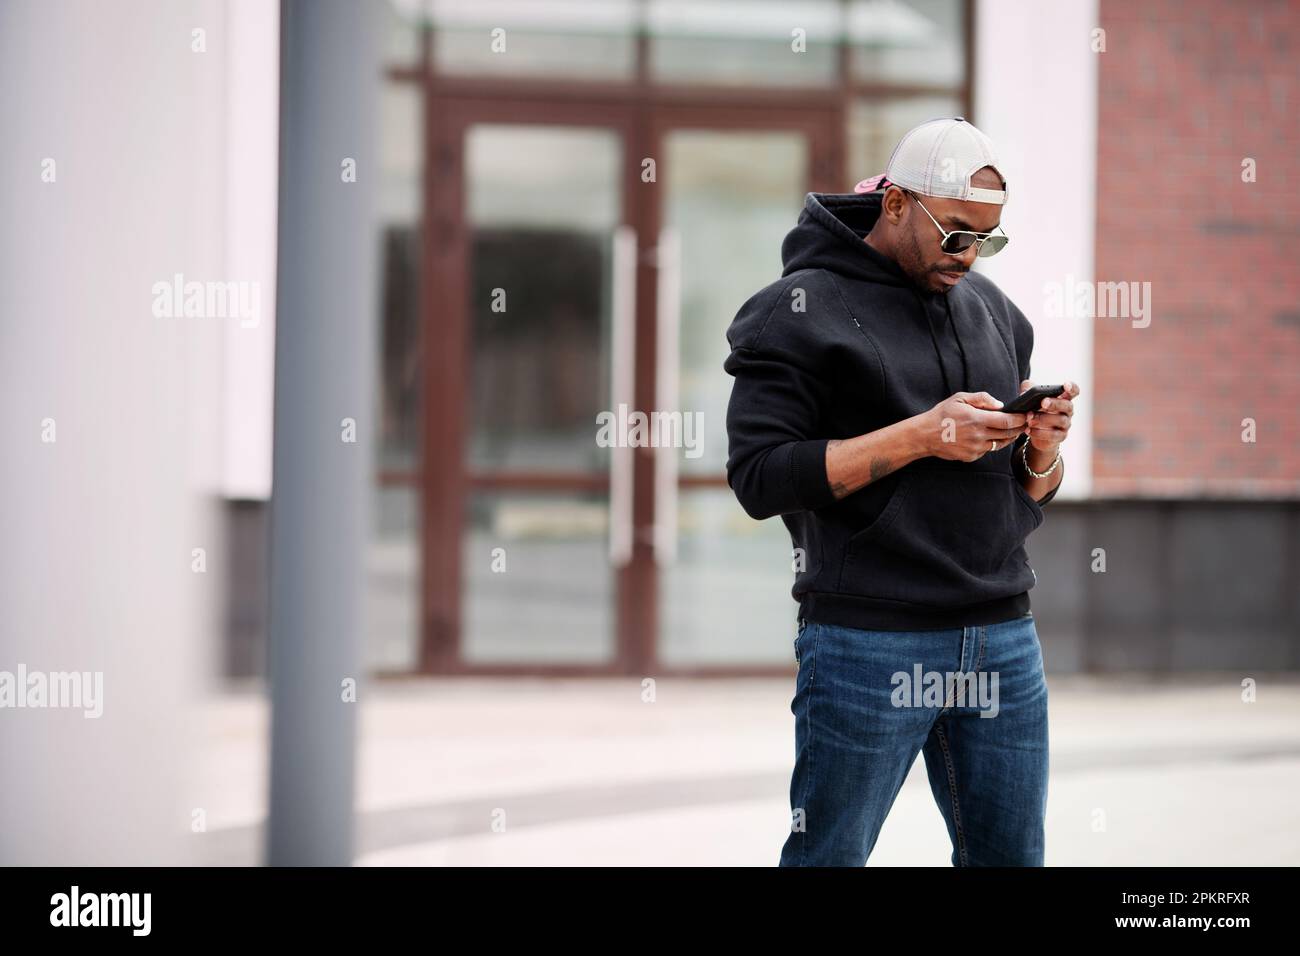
[{"left": 907, "top": 190, "right": 1010, "bottom": 258}]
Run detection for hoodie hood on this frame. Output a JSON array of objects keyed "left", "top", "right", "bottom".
[
  {"left": 781, "top": 190, "right": 972, "bottom": 395},
  {"left": 781, "top": 191, "right": 907, "bottom": 285}
]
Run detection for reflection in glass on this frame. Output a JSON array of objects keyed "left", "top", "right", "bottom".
[
  {"left": 849, "top": 0, "right": 965, "bottom": 87},
  {"left": 659, "top": 489, "right": 804, "bottom": 665},
  {"left": 393, "top": 0, "right": 965, "bottom": 89},
  {"left": 382, "top": 0, "right": 425, "bottom": 67},
  {"left": 465, "top": 125, "right": 621, "bottom": 474},
  {"left": 367, "top": 82, "right": 426, "bottom": 674},
  {"left": 463, "top": 493, "right": 615, "bottom": 663},
  {"left": 429, "top": 0, "right": 637, "bottom": 80},
  {"left": 377, "top": 81, "right": 423, "bottom": 473},
  {"left": 365, "top": 485, "right": 422, "bottom": 672},
  {"left": 648, "top": 0, "right": 839, "bottom": 87},
  {"left": 663, "top": 128, "right": 807, "bottom": 476},
  {"left": 657, "top": 128, "right": 809, "bottom": 664}
]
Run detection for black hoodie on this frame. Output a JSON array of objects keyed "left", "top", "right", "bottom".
[{"left": 723, "top": 190, "right": 1057, "bottom": 632}]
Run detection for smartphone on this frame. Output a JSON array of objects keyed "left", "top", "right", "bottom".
[{"left": 1001, "top": 384, "right": 1065, "bottom": 414}]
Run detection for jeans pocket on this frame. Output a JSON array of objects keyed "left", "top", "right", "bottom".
[{"left": 794, "top": 618, "right": 809, "bottom": 664}]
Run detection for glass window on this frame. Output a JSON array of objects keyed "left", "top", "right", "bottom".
[
  {"left": 365, "top": 485, "right": 422, "bottom": 672},
  {"left": 430, "top": 0, "right": 637, "bottom": 80},
  {"left": 465, "top": 124, "right": 622, "bottom": 474},
  {"left": 383, "top": 0, "right": 426, "bottom": 68},
  {"left": 377, "top": 82, "right": 424, "bottom": 473},
  {"left": 379, "top": 81, "right": 423, "bottom": 227},
  {"left": 849, "top": 0, "right": 965, "bottom": 88},
  {"left": 659, "top": 489, "right": 804, "bottom": 665},
  {"left": 656, "top": 129, "right": 809, "bottom": 664},
  {"left": 847, "top": 94, "right": 964, "bottom": 182},
  {"left": 648, "top": 0, "right": 840, "bottom": 87},
  {"left": 463, "top": 492, "right": 615, "bottom": 664},
  {"left": 662, "top": 127, "right": 808, "bottom": 476},
  {"left": 369, "top": 83, "right": 425, "bottom": 673},
  {"left": 466, "top": 124, "right": 621, "bottom": 231}
]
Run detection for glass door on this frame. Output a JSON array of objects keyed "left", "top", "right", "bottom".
[
  {"left": 425, "top": 98, "right": 641, "bottom": 671},
  {"left": 461, "top": 120, "right": 626, "bottom": 665},
  {"left": 419, "top": 97, "right": 838, "bottom": 673},
  {"left": 649, "top": 107, "right": 839, "bottom": 667}
]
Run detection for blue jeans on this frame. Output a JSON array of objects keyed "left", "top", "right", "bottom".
[{"left": 780, "top": 612, "right": 1049, "bottom": 867}]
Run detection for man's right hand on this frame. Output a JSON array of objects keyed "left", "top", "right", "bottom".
[
  {"left": 823, "top": 392, "right": 1029, "bottom": 502},
  {"left": 918, "top": 392, "right": 1029, "bottom": 462}
]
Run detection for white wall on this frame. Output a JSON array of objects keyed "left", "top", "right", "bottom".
[
  {"left": 221, "top": 0, "right": 280, "bottom": 500},
  {"left": 0, "top": 0, "right": 236, "bottom": 864},
  {"left": 975, "top": 0, "right": 1097, "bottom": 499}
]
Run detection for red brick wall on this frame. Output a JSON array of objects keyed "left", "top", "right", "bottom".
[{"left": 1093, "top": 0, "right": 1300, "bottom": 496}]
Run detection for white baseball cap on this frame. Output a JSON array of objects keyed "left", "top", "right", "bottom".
[{"left": 854, "top": 116, "right": 1008, "bottom": 205}]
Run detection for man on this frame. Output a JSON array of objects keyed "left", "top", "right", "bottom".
[{"left": 723, "top": 117, "right": 1079, "bottom": 866}]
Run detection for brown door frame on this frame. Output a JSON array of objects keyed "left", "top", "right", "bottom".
[
  {"left": 420, "top": 95, "right": 641, "bottom": 677},
  {"left": 413, "top": 92, "right": 841, "bottom": 677}
]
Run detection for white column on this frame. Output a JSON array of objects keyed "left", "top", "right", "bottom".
[
  {"left": 221, "top": 0, "right": 281, "bottom": 501},
  {"left": 975, "top": 0, "right": 1098, "bottom": 498},
  {"left": 0, "top": 0, "right": 226, "bottom": 864}
]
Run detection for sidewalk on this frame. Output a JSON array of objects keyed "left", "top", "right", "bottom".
[{"left": 194, "top": 675, "right": 1300, "bottom": 866}]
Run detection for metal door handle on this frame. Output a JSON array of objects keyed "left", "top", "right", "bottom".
[
  {"left": 653, "top": 227, "right": 681, "bottom": 567},
  {"left": 608, "top": 225, "right": 636, "bottom": 567}
]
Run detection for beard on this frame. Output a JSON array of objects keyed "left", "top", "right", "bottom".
[{"left": 898, "top": 229, "right": 963, "bottom": 294}]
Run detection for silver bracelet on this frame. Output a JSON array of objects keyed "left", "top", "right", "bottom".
[{"left": 1021, "top": 437, "right": 1061, "bottom": 479}]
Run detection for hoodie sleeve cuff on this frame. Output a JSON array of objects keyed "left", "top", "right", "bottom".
[{"left": 790, "top": 438, "right": 837, "bottom": 511}]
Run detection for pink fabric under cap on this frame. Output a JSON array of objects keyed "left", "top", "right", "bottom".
[{"left": 853, "top": 173, "right": 892, "bottom": 194}]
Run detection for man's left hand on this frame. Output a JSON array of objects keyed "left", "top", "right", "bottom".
[{"left": 1019, "top": 379, "right": 1079, "bottom": 452}]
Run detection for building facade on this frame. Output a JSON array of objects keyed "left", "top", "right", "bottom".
[{"left": 220, "top": 0, "right": 1299, "bottom": 677}]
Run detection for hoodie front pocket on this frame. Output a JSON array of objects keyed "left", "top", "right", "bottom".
[
  {"left": 1012, "top": 476, "right": 1046, "bottom": 528},
  {"left": 840, "top": 468, "right": 1041, "bottom": 606},
  {"left": 834, "top": 473, "right": 913, "bottom": 590}
]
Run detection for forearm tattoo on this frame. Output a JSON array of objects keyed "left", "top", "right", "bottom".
[{"left": 827, "top": 439, "right": 896, "bottom": 500}]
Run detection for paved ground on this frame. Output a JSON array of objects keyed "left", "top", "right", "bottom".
[{"left": 193, "top": 674, "right": 1300, "bottom": 866}]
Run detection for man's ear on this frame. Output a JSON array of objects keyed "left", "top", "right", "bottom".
[{"left": 880, "top": 185, "right": 908, "bottom": 225}]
